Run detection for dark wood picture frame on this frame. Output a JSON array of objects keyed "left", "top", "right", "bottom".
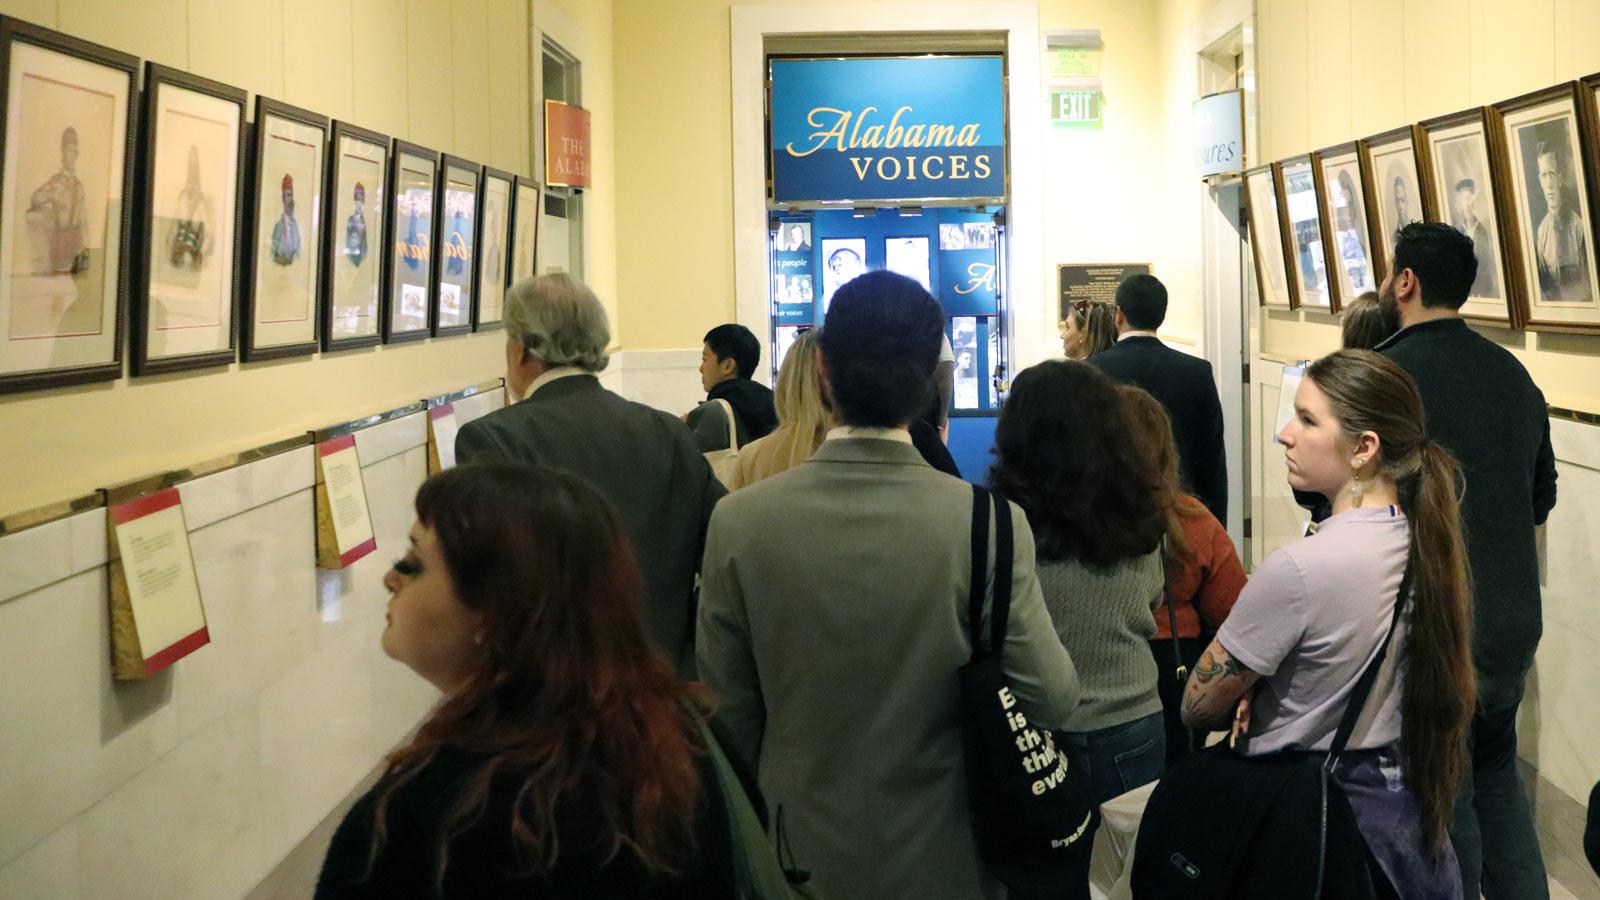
[
  {"left": 1269, "top": 162, "right": 1305, "bottom": 309},
  {"left": 1242, "top": 163, "right": 1296, "bottom": 310},
  {"left": 1277, "top": 154, "right": 1333, "bottom": 311},
  {"left": 1313, "top": 141, "right": 1384, "bottom": 311},
  {"left": 1495, "top": 81, "right": 1600, "bottom": 335},
  {"left": 383, "top": 139, "right": 438, "bottom": 344},
  {"left": 473, "top": 165, "right": 515, "bottom": 332},
  {"left": 132, "top": 63, "right": 248, "bottom": 375},
  {"left": 241, "top": 95, "right": 327, "bottom": 361},
  {"left": 1361, "top": 123, "right": 1434, "bottom": 284},
  {"left": 320, "top": 120, "right": 389, "bottom": 351},
  {"left": 508, "top": 174, "right": 541, "bottom": 285},
  {"left": 431, "top": 153, "right": 479, "bottom": 338},
  {"left": 0, "top": 17, "right": 139, "bottom": 395},
  {"left": 1420, "top": 106, "right": 1527, "bottom": 329}
]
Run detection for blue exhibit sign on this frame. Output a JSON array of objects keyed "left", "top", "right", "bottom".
[{"left": 769, "top": 56, "right": 1006, "bottom": 203}]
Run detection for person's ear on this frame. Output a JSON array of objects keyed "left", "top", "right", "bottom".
[
  {"left": 719, "top": 356, "right": 737, "bottom": 379},
  {"left": 1352, "top": 430, "right": 1381, "bottom": 472}
]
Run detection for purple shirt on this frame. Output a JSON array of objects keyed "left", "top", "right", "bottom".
[{"left": 1218, "top": 505, "right": 1409, "bottom": 755}]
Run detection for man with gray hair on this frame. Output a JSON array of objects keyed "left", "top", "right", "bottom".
[{"left": 456, "top": 274, "right": 725, "bottom": 676}]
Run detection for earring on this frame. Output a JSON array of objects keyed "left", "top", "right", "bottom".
[
  {"left": 473, "top": 633, "right": 485, "bottom": 647},
  {"left": 1349, "top": 460, "right": 1366, "bottom": 505}
]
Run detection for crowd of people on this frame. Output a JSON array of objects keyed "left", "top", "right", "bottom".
[{"left": 313, "top": 221, "right": 1579, "bottom": 900}]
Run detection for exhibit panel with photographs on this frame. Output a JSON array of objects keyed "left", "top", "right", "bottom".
[
  {"left": 884, "top": 235, "right": 931, "bottom": 290},
  {"left": 771, "top": 218, "right": 813, "bottom": 325},
  {"left": 243, "top": 97, "right": 325, "bottom": 360},
  {"left": 951, "top": 315, "right": 980, "bottom": 409},
  {"left": 1315, "top": 143, "right": 1379, "bottom": 307},
  {"left": 134, "top": 64, "right": 246, "bottom": 374},
  {"left": 321, "top": 122, "right": 387, "bottom": 350},
  {"left": 475, "top": 167, "right": 512, "bottom": 330},
  {"left": 509, "top": 175, "right": 539, "bottom": 284},
  {"left": 385, "top": 141, "right": 436, "bottom": 341},
  {"left": 1279, "top": 156, "right": 1331, "bottom": 309},
  {"left": 819, "top": 236, "right": 866, "bottom": 313},
  {"left": 1497, "top": 84, "right": 1600, "bottom": 333},
  {"left": 0, "top": 19, "right": 137, "bottom": 394},
  {"left": 937, "top": 214, "right": 1000, "bottom": 318},
  {"left": 1422, "top": 109, "right": 1522, "bottom": 326},
  {"left": 433, "top": 155, "right": 478, "bottom": 336},
  {"left": 1365, "top": 125, "right": 1428, "bottom": 273},
  {"left": 1243, "top": 164, "right": 1294, "bottom": 308}
]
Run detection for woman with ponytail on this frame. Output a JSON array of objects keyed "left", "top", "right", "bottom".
[{"left": 1178, "top": 349, "right": 1474, "bottom": 899}]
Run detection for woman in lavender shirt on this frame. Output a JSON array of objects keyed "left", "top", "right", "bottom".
[{"left": 1180, "top": 350, "right": 1474, "bottom": 900}]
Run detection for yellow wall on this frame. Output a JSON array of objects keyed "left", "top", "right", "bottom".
[
  {"left": 1256, "top": 0, "right": 1600, "bottom": 413},
  {"left": 0, "top": 0, "right": 542, "bottom": 514}
]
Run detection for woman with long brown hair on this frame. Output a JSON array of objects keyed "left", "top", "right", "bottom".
[
  {"left": 1179, "top": 349, "right": 1473, "bottom": 898},
  {"left": 316, "top": 464, "right": 735, "bottom": 898}
]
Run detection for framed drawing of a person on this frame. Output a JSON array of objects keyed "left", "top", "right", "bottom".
[
  {"left": 1277, "top": 155, "right": 1332, "bottom": 310},
  {"left": 509, "top": 175, "right": 540, "bottom": 284},
  {"left": 133, "top": 64, "right": 247, "bottom": 375},
  {"left": 1314, "top": 142, "right": 1382, "bottom": 309},
  {"left": 320, "top": 121, "right": 388, "bottom": 351},
  {"left": 1363, "top": 124, "right": 1431, "bottom": 276},
  {"left": 1242, "top": 164, "right": 1295, "bottom": 309},
  {"left": 1421, "top": 107, "right": 1524, "bottom": 327},
  {"left": 241, "top": 96, "right": 326, "bottom": 361},
  {"left": 432, "top": 154, "right": 478, "bottom": 337},
  {"left": 0, "top": 18, "right": 138, "bottom": 394},
  {"left": 384, "top": 140, "right": 437, "bottom": 343},
  {"left": 475, "top": 166, "right": 513, "bottom": 331},
  {"left": 1497, "top": 83, "right": 1600, "bottom": 334}
]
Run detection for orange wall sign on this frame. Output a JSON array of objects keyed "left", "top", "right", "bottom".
[{"left": 545, "top": 100, "right": 591, "bottom": 188}]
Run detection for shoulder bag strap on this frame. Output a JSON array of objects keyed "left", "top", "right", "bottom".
[
  {"left": 967, "top": 485, "right": 991, "bottom": 661},
  {"left": 714, "top": 398, "right": 739, "bottom": 451},
  {"left": 1325, "top": 562, "right": 1415, "bottom": 768},
  {"left": 990, "top": 491, "right": 1014, "bottom": 663}
]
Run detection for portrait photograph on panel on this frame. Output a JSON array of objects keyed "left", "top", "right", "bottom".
[
  {"left": 1365, "top": 125, "right": 1428, "bottom": 271},
  {"left": 950, "top": 315, "right": 979, "bottom": 409},
  {"left": 1280, "top": 156, "right": 1331, "bottom": 310},
  {"left": 134, "top": 63, "right": 247, "bottom": 374},
  {"left": 884, "top": 235, "right": 931, "bottom": 290},
  {"left": 777, "top": 221, "right": 811, "bottom": 252},
  {"left": 320, "top": 121, "right": 387, "bottom": 350},
  {"left": 474, "top": 167, "right": 513, "bottom": 331},
  {"left": 1497, "top": 83, "right": 1600, "bottom": 333},
  {"left": 819, "top": 237, "right": 866, "bottom": 313},
  {"left": 509, "top": 175, "right": 540, "bottom": 284},
  {"left": 1423, "top": 109, "right": 1521, "bottom": 326},
  {"left": 1315, "top": 143, "right": 1379, "bottom": 307},
  {"left": 938, "top": 223, "right": 967, "bottom": 250},
  {"left": 384, "top": 140, "right": 437, "bottom": 342},
  {"left": 433, "top": 155, "right": 478, "bottom": 337},
  {"left": 0, "top": 18, "right": 137, "bottom": 394},
  {"left": 242, "top": 97, "right": 325, "bottom": 361},
  {"left": 1243, "top": 164, "right": 1294, "bottom": 309}
]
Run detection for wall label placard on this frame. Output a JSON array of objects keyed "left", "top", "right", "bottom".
[
  {"left": 1057, "top": 262, "right": 1149, "bottom": 319},
  {"left": 428, "top": 403, "right": 461, "bottom": 473},
  {"left": 315, "top": 434, "right": 377, "bottom": 568},
  {"left": 108, "top": 488, "right": 210, "bottom": 679}
]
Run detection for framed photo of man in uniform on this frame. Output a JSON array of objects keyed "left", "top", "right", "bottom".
[
  {"left": 242, "top": 96, "right": 326, "bottom": 361},
  {"left": 1421, "top": 107, "right": 1524, "bottom": 328},
  {"left": 1242, "top": 164, "right": 1295, "bottom": 309},
  {"left": 1363, "top": 124, "right": 1431, "bottom": 276},
  {"left": 320, "top": 121, "right": 388, "bottom": 351},
  {"left": 1497, "top": 82, "right": 1600, "bottom": 334},
  {"left": 1314, "top": 142, "right": 1382, "bottom": 308},
  {"left": 384, "top": 140, "right": 437, "bottom": 342},
  {"left": 0, "top": 18, "right": 138, "bottom": 394}
]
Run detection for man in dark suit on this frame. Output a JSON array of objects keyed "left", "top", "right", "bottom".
[
  {"left": 455, "top": 274, "right": 725, "bottom": 677},
  {"left": 1089, "top": 274, "right": 1228, "bottom": 524}
]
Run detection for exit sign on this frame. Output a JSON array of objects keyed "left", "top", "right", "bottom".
[{"left": 1051, "top": 90, "right": 1102, "bottom": 128}]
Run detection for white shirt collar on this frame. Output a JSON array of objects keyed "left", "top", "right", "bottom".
[
  {"left": 522, "top": 366, "right": 588, "bottom": 400},
  {"left": 825, "top": 425, "right": 914, "bottom": 445},
  {"left": 1119, "top": 329, "right": 1159, "bottom": 342}
]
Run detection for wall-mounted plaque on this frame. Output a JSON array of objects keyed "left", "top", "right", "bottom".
[
  {"left": 108, "top": 488, "right": 210, "bottom": 679},
  {"left": 315, "top": 434, "right": 376, "bottom": 568}
]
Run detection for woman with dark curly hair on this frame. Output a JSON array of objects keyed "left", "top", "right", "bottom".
[
  {"left": 316, "top": 463, "right": 736, "bottom": 899},
  {"left": 989, "top": 360, "right": 1175, "bottom": 871}
]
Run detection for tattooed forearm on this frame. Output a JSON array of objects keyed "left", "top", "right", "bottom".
[{"left": 1181, "top": 641, "right": 1259, "bottom": 731}]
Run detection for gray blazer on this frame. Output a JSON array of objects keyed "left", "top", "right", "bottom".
[
  {"left": 697, "top": 437, "right": 1079, "bottom": 900},
  {"left": 455, "top": 375, "right": 725, "bottom": 676}
]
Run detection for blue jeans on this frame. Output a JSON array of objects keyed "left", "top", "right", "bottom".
[{"left": 1058, "top": 711, "right": 1167, "bottom": 808}]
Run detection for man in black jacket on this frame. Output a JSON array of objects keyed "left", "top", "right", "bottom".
[
  {"left": 687, "top": 324, "right": 779, "bottom": 452},
  {"left": 1377, "top": 222, "right": 1558, "bottom": 900},
  {"left": 1089, "top": 274, "right": 1228, "bottom": 524}
]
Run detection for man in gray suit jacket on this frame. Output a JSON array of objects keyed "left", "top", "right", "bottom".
[
  {"left": 698, "top": 271, "right": 1080, "bottom": 900},
  {"left": 455, "top": 274, "right": 724, "bottom": 677}
]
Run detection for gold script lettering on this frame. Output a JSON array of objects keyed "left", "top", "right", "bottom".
[
  {"left": 784, "top": 104, "right": 983, "bottom": 158},
  {"left": 954, "top": 262, "right": 996, "bottom": 295}
]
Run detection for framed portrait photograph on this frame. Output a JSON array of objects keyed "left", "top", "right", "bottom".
[
  {"left": 884, "top": 234, "right": 931, "bottom": 290},
  {"left": 132, "top": 63, "right": 247, "bottom": 375},
  {"left": 1278, "top": 156, "right": 1332, "bottom": 310},
  {"left": 0, "top": 18, "right": 138, "bottom": 395},
  {"left": 1315, "top": 142, "right": 1381, "bottom": 308},
  {"left": 384, "top": 140, "right": 437, "bottom": 342},
  {"left": 1243, "top": 164, "right": 1295, "bottom": 309},
  {"left": 241, "top": 96, "right": 326, "bottom": 361},
  {"left": 819, "top": 236, "right": 866, "bottom": 314},
  {"left": 432, "top": 154, "right": 478, "bottom": 337},
  {"left": 776, "top": 221, "right": 811, "bottom": 253},
  {"left": 1496, "top": 83, "right": 1600, "bottom": 334},
  {"left": 474, "top": 166, "right": 513, "bottom": 331},
  {"left": 320, "top": 121, "right": 388, "bottom": 351},
  {"left": 1421, "top": 107, "right": 1523, "bottom": 327},
  {"left": 1364, "top": 124, "right": 1431, "bottom": 276},
  {"left": 508, "top": 175, "right": 540, "bottom": 284}
]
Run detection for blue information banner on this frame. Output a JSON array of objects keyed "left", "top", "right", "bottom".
[
  {"left": 771, "top": 219, "right": 815, "bottom": 323},
  {"left": 770, "top": 56, "right": 1006, "bottom": 203}
]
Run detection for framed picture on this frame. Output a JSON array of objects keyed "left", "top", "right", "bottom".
[
  {"left": 1363, "top": 124, "right": 1431, "bottom": 277},
  {"left": 474, "top": 166, "right": 513, "bottom": 331},
  {"left": 1278, "top": 155, "right": 1332, "bottom": 310},
  {"left": 884, "top": 234, "right": 931, "bottom": 290},
  {"left": 1421, "top": 107, "right": 1523, "bottom": 327},
  {"left": 432, "top": 154, "right": 477, "bottom": 337},
  {"left": 1243, "top": 164, "right": 1295, "bottom": 309},
  {"left": 1496, "top": 83, "right": 1600, "bottom": 334},
  {"left": 819, "top": 236, "right": 866, "bottom": 313},
  {"left": 0, "top": 18, "right": 138, "bottom": 395},
  {"left": 1314, "top": 142, "right": 1382, "bottom": 308},
  {"left": 241, "top": 96, "right": 326, "bottom": 361},
  {"left": 384, "top": 139, "right": 436, "bottom": 342},
  {"left": 508, "top": 175, "right": 540, "bottom": 283},
  {"left": 320, "top": 120, "right": 388, "bottom": 350},
  {"left": 133, "top": 64, "right": 247, "bottom": 375}
]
